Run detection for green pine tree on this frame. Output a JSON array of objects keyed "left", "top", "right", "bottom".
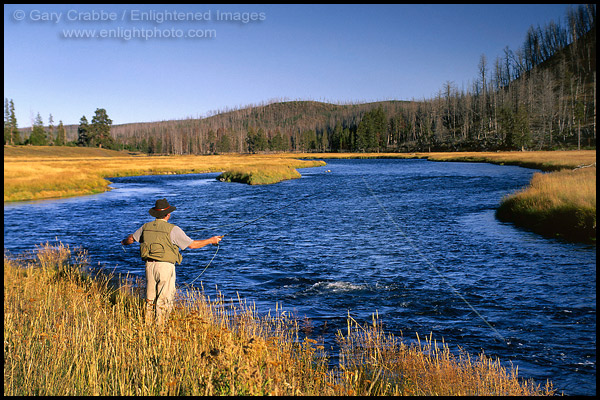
[
  {"left": 77, "top": 116, "right": 90, "bottom": 147},
  {"left": 29, "top": 113, "right": 47, "bottom": 145},
  {"left": 47, "top": 114, "right": 55, "bottom": 145},
  {"left": 55, "top": 120, "right": 66, "bottom": 146},
  {"left": 4, "top": 98, "right": 11, "bottom": 145},
  {"left": 10, "top": 100, "right": 19, "bottom": 145},
  {"left": 90, "top": 108, "right": 114, "bottom": 148},
  {"left": 4, "top": 98, "right": 20, "bottom": 145}
]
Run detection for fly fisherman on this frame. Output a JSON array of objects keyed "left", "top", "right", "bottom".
[{"left": 121, "top": 198, "right": 222, "bottom": 326}]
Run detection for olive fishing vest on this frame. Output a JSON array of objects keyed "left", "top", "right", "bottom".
[{"left": 139, "top": 219, "right": 183, "bottom": 265}]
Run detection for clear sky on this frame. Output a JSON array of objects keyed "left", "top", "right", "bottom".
[{"left": 4, "top": 4, "right": 575, "bottom": 127}]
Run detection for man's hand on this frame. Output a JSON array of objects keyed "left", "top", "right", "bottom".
[
  {"left": 210, "top": 235, "right": 224, "bottom": 245},
  {"left": 121, "top": 234, "right": 134, "bottom": 246}
]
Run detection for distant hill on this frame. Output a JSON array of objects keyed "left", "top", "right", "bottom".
[
  {"left": 110, "top": 99, "right": 417, "bottom": 153},
  {"left": 113, "top": 100, "right": 409, "bottom": 135},
  {"left": 114, "top": 10, "right": 596, "bottom": 155}
]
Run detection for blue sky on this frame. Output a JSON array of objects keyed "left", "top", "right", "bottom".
[{"left": 4, "top": 4, "right": 574, "bottom": 127}]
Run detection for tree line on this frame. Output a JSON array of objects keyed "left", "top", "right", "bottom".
[
  {"left": 4, "top": 105, "right": 116, "bottom": 149},
  {"left": 4, "top": 100, "right": 70, "bottom": 147},
  {"left": 6, "top": 4, "right": 595, "bottom": 154}
]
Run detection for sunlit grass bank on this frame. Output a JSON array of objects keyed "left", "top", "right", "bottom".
[
  {"left": 4, "top": 243, "right": 555, "bottom": 396},
  {"left": 217, "top": 165, "right": 301, "bottom": 185},
  {"left": 496, "top": 166, "right": 596, "bottom": 242},
  {"left": 3, "top": 146, "right": 324, "bottom": 202}
]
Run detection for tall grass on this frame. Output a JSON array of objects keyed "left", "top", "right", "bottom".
[
  {"left": 338, "top": 315, "right": 554, "bottom": 396},
  {"left": 4, "top": 243, "right": 555, "bottom": 396}
]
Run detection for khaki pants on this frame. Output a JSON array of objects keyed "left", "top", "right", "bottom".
[{"left": 145, "top": 261, "right": 176, "bottom": 326}]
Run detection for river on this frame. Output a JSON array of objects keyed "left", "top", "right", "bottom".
[{"left": 3, "top": 158, "right": 596, "bottom": 395}]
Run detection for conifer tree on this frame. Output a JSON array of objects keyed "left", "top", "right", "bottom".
[
  {"left": 55, "top": 120, "right": 66, "bottom": 146},
  {"left": 4, "top": 98, "right": 20, "bottom": 145},
  {"left": 4, "top": 98, "right": 11, "bottom": 145},
  {"left": 90, "top": 108, "right": 113, "bottom": 148},
  {"left": 29, "top": 113, "right": 47, "bottom": 145},
  {"left": 10, "top": 100, "right": 19, "bottom": 145},
  {"left": 47, "top": 114, "right": 55, "bottom": 145},
  {"left": 77, "top": 116, "right": 90, "bottom": 147}
]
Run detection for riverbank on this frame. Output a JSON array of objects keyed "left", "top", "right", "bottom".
[
  {"left": 3, "top": 146, "right": 325, "bottom": 202},
  {"left": 496, "top": 166, "right": 595, "bottom": 243},
  {"left": 4, "top": 146, "right": 595, "bottom": 242},
  {"left": 426, "top": 151, "right": 596, "bottom": 243},
  {"left": 4, "top": 243, "right": 555, "bottom": 396}
]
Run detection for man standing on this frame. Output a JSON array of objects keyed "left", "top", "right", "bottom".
[{"left": 121, "top": 198, "right": 222, "bottom": 326}]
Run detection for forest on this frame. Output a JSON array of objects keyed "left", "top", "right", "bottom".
[{"left": 5, "top": 4, "right": 596, "bottom": 154}]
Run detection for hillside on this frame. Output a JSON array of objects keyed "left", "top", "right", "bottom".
[{"left": 110, "top": 100, "right": 417, "bottom": 154}]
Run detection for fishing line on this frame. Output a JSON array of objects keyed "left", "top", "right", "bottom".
[
  {"left": 186, "top": 192, "right": 317, "bottom": 285},
  {"left": 187, "top": 243, "right": 220, "bottom": 286},
  {"left": 361, "top": 176, "right": 508, "bottom": 344}
]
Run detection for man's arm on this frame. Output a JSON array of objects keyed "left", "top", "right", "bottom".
[
  {"left": 122, "top": 226, "right": 144, "bottom": 246},
  {"left": 187, "top": 236, "right": 223, "bottom": 249},
  {"left": 121, "top": 234, "right": 135, "bottom": 246}
]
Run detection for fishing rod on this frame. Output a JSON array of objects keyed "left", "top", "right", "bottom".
[{"left": 187, "top": 192, "right": 317, "bottom": 285}]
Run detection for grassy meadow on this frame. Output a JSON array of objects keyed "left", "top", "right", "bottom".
[{"left": 4, "top": 243, "right": 555, "bottom": 396}]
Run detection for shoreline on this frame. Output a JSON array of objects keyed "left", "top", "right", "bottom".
[{"left": 4, "top": 147, "right": 596, "bottom": 243}]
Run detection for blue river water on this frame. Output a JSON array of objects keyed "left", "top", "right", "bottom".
[{"left": 3, "top": 158, "right": 596, "bottom": 395}]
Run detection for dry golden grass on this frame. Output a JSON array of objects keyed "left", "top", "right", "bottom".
[
  {"left": 4, "top": 243, "right": 555, "bottom": 396},
  {"left": 3, "top": 243, "right": 335, "bottom": 396},
  {"left": 419, "top": 150, "right": 596, "bottom": 171},
  {"left": 338, "top": 315, "right": 555, "bottom": 396},
  {"left": 496, "top": 166, "right": 596, "bottom": 242},
  {"left": 3, "top": 146, "right": 324, "bottom": 202},
  {"left": 512, "top": 167, "right": 596, "bottom": 210},
  {"left": 217, "top": 165, "right": 301, "bottom": 185}
]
